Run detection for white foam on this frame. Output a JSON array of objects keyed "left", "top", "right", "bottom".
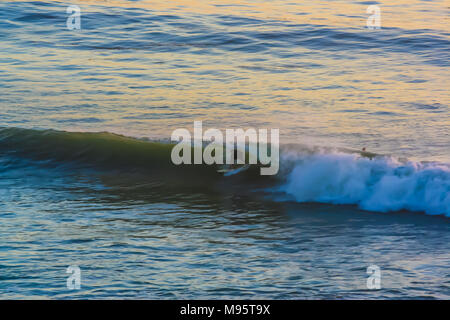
[{"left": 278, "top": 151, "right": 450, "bottom": 216}]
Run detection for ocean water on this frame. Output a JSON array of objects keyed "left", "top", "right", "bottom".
[{"left": 0, "top": 0, "right": 449, "bottom": 299}]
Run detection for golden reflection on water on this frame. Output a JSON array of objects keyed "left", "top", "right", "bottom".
[
  {"left": 1, "top": 0, "right": 449, "bottom": 161},
  {"left": 36, "top": 0, "right": 449, "bottom": 32}
]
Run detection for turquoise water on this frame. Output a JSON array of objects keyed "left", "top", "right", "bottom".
[{"left": 0, "top": 1, "right": 449, "bottom": 299}]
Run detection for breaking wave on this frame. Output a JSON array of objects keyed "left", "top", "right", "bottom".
[
  {"left": 0, "top": 127, "right": 448, "bottom": 217},
  {"left": 277, "top": 151, "right": 450, "bottom": 216}
]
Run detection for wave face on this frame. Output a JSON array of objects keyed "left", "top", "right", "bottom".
[
  {"left": 0, "top": 127, "right": 262, "bottom": 187},
  {"left": 0, "top": 127, "right": 173, "bottom": 168},
  {"left": 278, "top": 152, "right": 450, "bottom": 216}
]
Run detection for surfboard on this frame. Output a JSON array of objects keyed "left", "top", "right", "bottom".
[{"left": 217, "top": 164, "right": 251, "bottom": 176}]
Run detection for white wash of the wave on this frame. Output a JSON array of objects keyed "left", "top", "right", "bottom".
[{"left": 279, "top": 151, "right": 450, "bottom": 216}]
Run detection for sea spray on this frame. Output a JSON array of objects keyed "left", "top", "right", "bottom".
[{"left": 278, "top": 152, "right": 450, "bottom": 216}]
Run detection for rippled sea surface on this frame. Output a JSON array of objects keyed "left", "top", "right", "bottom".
[{"left": 0, "top": 0, "right": 449, "bottom": 299}]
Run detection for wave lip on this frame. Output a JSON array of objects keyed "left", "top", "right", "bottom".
[{"left": 278, "top": 152, "right": 450, "bottom": 216}]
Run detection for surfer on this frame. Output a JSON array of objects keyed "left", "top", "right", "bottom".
[
  {"left": 228, "top": 149, "right": 243, "bottom": 168},
  {"left": 233, "top": 149, "right": 241, "bottom": 164},
  {"left": 217, "top": 149, "right": 249, "bottom": 175},
  {"left": 361, "top": 147, "right": 376, "bottom": 159}
]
